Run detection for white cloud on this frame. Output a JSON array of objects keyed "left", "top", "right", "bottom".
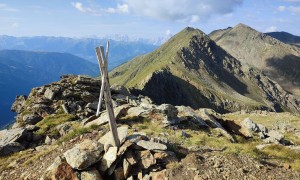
[
  {"left": 265, "top": 26, "right": 277, "bottom": 32},
  {"left": 72, "top": 2, "right": 129, "bottom": 15},
  {"left": 71, "top": 2, "right": 94, "bottom": 13},
  {"left": 118, "top": 0, "right": 243, "bottom": 23},
  {"left": 277, "top": 6, "right": 286, "bottom": 11},
  {"left": 72, "top": 0, "right": 239, "bottom": 23},
  {"left": 0, "top": 3, "right": 18, "bottom": 12},
  {"left": 165, "top": 29, "right": 171, "bottom": 36},
  {"left": 71, "top": 0, "right": 243, "bottom": 22},
  {"left": 106, "top": 4, "right": 129, "bottom": 14}
]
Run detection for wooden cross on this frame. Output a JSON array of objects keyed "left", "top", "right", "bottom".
[{"left": 95, "top": 41, "right": 120, "bottom": 147}]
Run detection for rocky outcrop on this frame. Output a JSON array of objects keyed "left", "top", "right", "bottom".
[
  {"left": 11, "top": 75, "right": 102, "bottom": 126},
  {"left": 42, "top": 127, "right": 177, "bottom": 180}
]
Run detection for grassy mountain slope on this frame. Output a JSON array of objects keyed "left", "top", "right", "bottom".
[
  {"left": 110, "top": 27, "right": 300, "bottom": 114},
  {"left": 209, "top": 23, "right": 300, "bottom": 97}
]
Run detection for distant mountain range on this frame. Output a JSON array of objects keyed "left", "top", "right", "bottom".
[
  {"left": 0, "top": 36, "right": 158, "bottom": 70},
  {"left": 110, "top": 25, "right": 300, "bottom": 114},
  {"left": 0, "top": 50, "right": 98, "bottom": 128},
  {"left": 266, "top": 31, "right": 300, "bottom": 47}
]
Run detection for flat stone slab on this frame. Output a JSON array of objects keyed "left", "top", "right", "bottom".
[
  {"left": 99, "top": 126, "right": 128, "bottom": 147},
  {"left": 0, "top": 128, "right": 28, "bottom": 146},
  {"left": 136, "top": 140, "right": 167, "bottom": 151}
]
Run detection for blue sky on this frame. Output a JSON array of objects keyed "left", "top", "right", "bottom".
[{"left": 0, "top": 0, "right": 299, "bottom": 39}]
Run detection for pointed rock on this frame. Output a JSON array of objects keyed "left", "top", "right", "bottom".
[
  {"left": 99, "top": 146, "right": 118, "bottom": 172},
  {"left": 123, "top": 158, "right": 131, "bottom": 178},
  {"left": 176, "top": 106, "right": 208, "bottom": 127}
]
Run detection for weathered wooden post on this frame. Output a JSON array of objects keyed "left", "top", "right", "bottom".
[{"left": 95, "top": 41, "right": 120, "bottom": 147}]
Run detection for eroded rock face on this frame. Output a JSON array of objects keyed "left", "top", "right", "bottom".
[
  {"left": 11, "top": 95, "right": 27, "bottom": 113},
  {"left": 64, "top": 139, "right": 104, "bottom": 170}
]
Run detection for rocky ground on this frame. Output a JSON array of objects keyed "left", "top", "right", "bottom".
[{"left": 0, "top": 75, "right": 300, "bottom": 179}]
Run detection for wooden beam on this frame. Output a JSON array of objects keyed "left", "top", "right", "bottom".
[
  {"left": 95, "top": 47, "right": 105, "bottom": 116},
  {"left": 95, "top": 43, "right": 120, "bottom": 147}
]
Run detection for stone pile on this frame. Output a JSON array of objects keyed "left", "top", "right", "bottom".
[{"left": 41, "top": 126, "right": 177, "bottom": 180}]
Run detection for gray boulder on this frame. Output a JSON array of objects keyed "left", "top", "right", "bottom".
[
  {"left": 196, "top": 109, "right": 223, "bottom": 129},
  {"left": 0, "top": 142, "right": 24, "bottom": 156},
  {"left": 264, "top": 130, "right": 284, "bottom": 144},
  {"left": 241, "top": 118, "right": 260, "bottom": 132},
  {"left": 127, "top": 107, "right": 149, "bottom": 117},
  {"left": 56, "top": 123, "right": 71, "bottom": 136},
  {"left": 85, "top": 102, "right": 98, "bottom": 110},
  {"left": 0, "top": 128, "right": 28, "bottom": 146},
  {"left": 111, "top": 85, "right": 130, "bottom": 96},
  {"left": 176, "top": 106, "right": 208, "bottom": 127},
  {"left": 44, "top": 88, "right": 56, "bottom": 100},
  {"left": 157, "top": 104, "right": 179, "bottom": 125},
  {"left": 22, "top": 114, "right": 43, "bottom": 125},
  {"left": 64, "top": 139, "right": 104, "bottom": 170}
]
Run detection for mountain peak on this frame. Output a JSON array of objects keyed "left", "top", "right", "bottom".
[{"left": 233, "top": 23, "right": 256, "bottom": 32}]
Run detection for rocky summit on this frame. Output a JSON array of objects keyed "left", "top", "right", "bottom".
[
  {"left": 0, "top": 25, "right": 300, "bottom": 179},
  {"left": 0, "top": 74, "right": 300, "bottom": 179}
]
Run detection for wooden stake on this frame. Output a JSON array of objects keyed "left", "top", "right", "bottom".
[
  {"left": 95, "top": 42, "right": 120, "bottom": 147},
  {"left": 95, "top": 47, "right": 105, "bottom": 116}
]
